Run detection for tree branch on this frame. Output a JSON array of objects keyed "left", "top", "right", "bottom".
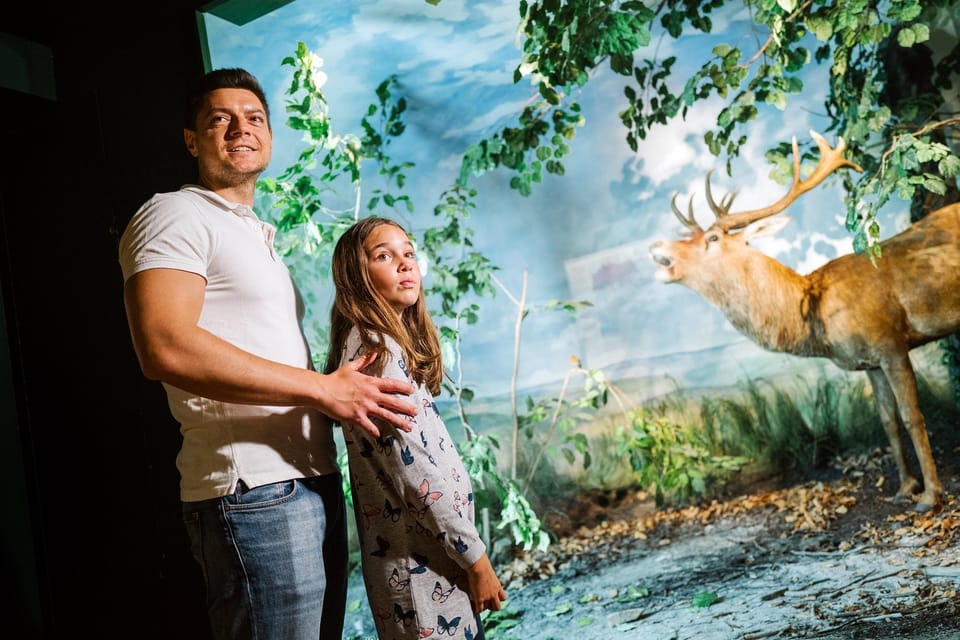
[{"left": 740, "top": 0, "right": 815, "bottom": 69}]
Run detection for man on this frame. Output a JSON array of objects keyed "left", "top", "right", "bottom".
[{"left": 119, "top": 68, "right": 416, "bottom": 640}]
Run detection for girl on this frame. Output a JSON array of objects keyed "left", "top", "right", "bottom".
[{"left": 325, "top": 217, "right": 506, "bottom": 640}]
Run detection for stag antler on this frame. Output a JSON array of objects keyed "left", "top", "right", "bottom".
[
  {"left": 672, "top": 170, "right": 738, "bottom": 231},
  {"left": 705, "top": 168, "right": 739, "bottom": 219},
  {"left": 708, "top": 130, "right": 863, "bottom": 231},
  {"left": 671, "top": 192, "right": 703, "bottom": 232}
]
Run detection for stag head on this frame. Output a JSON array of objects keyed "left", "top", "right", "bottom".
[
  {"left": 650, "top": 130, "right": 862, "bottom": 286},
  {"left": 650, "top": 214, "right": 791, "bottom": 285}
]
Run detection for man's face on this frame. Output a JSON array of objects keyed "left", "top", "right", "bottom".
[{"left": 183, "top": 88, "right": 272, "bottom": 190}]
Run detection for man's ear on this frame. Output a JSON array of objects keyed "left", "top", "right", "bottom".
[{"left": 183, "top": 129, "right": 199, "bottom": 158}]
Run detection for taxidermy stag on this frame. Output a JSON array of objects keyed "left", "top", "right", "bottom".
[{"left": 649, "top": 130, "right": 960, "bottom": 512}]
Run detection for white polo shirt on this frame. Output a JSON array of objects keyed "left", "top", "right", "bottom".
[{"left": 119, "top": 185, "right": 337, "bottom": 501}]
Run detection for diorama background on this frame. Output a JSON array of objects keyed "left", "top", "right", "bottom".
[{"left": 202, "top": 0, "right": 934, "bottom": 410}]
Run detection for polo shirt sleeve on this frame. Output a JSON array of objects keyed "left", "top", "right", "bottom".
[{"left": 118, "top": 191, "right": 214, "bottom": 282}]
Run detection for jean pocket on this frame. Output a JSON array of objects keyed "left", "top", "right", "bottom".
[
  {"left": 182, "top": 509, "right": 200, "bottom": 527},
  {"left": 224, "top": 479, "right": 298, "bottom": 510}
]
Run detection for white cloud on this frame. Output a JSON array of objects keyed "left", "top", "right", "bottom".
[
  {"left": 444, "top": 95, "right": 528, "bottom": 139},
  {"left": 795, "top": 231, "right": 853, "bottom": 274}
]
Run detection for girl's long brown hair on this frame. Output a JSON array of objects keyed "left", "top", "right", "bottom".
[{"left": 324, "top": 217, "right": 443, "bottom": 395}]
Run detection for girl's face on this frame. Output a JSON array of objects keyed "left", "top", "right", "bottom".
[{"left": 363, "top": 223, "right": 421, "bottom": 316}]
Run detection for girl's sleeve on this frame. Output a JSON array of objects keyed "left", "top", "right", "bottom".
[{"left": 361, "top": 332, "right": 487, "bottom": 570}]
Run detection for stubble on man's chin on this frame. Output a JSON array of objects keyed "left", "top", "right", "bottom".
[{"left": 202, "top": 164, "right": 268, "bottom": 190}]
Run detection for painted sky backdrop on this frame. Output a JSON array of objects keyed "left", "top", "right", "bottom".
[{"left": 202, "top": 0, "right": 912, "bottom": 400}]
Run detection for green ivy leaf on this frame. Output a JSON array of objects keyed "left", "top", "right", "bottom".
[
  {"left": 767, "top": 90, "right": 788, "bottom": 110},
  {"left": 617, "top": 585, "right": 651, "bottom": 603},
  {"left": 691, "top": 592, "right": 719, "bottom": 608},
  {"left": 940, "top": 155, "right": 960, "bottom": 178},
  {"left": 897, "top": 27, "right": 917, "bottom": 47},
  {"left": 907, "top": 23, "right": 930, "bottom": 45},
  {"left": 806, "top": 16, "right": 833, "bottom": 41}
]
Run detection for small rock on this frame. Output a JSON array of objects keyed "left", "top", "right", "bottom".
[{"left": 607, "top": 607, "right": 648, "bottom": 626}]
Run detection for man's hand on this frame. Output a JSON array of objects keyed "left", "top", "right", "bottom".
[
  {"left": 324, "top": 352, "right": 416, "bottom": 437},
  {"left": 466, "top": 554, "right": 507, "bottom": 614}
]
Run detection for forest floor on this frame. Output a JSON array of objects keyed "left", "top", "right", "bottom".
[{"left": 343, "top": 405, "right": 960, "bottom": 640}]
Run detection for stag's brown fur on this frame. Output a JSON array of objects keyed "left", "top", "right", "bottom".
[{"left": 651, "top": 179, "right": 960, "bottom": 512}]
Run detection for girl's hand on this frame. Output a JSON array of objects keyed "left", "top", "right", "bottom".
[{"left": 466, "top": 554, "right": 507, "bottom": 613}]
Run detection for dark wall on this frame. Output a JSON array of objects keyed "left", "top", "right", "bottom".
[{"left": 2, "top": 5, "right": 214, "bottom": 638}]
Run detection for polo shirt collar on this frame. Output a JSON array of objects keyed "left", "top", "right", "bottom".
[
  {"left": 181, "top": 184, "right": 258, "bottom": 217},
  {"left": 181, "top": 184, "right": 278, "bottom": 250}
]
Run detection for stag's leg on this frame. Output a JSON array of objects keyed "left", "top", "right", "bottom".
[
  {"left": 877, "top": 358, "right": 943, "bottom": 512},
  {"left": 866, "top": 368, "right": 920, "bottom": 504}
]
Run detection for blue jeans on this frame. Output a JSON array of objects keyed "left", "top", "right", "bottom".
[{"left": 182, "top": 475, "right": 347, "bottom": 640}]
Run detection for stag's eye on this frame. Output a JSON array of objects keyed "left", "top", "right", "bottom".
[{"left": 706, "top": 232, "right": 720, "bottom": 244}]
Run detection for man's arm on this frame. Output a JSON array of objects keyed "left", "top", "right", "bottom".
[{"left": 123, "top": 268, "right": 415, "bottom": 435}]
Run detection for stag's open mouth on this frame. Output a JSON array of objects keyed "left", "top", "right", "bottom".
[{"left": 649, "top": 244, "right": 676, "bottom": 282}]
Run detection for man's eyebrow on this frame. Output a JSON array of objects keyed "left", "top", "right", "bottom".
[{"left": 204, "top": 105, "right": 266, "bottom": 116}]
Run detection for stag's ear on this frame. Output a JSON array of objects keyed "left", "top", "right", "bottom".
[{"left": 742, "top": 215, "right": 791, "bottom": 242}]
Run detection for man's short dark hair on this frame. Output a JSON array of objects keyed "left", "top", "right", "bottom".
[{"left": 184, "top": 68, "right": 270, "bottom": 130}]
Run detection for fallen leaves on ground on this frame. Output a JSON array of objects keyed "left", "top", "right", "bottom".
[{"left": 500, "top": 447, "right": 960, "bottom": 589}]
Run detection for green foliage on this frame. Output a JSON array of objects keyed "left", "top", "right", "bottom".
[
  {"left": 691, "top": 591, "right": 720, "bottom": 608},
  {"left": 262, "top": 44, "right": 417, "bottom": 228},
  {"left": 460, "top": 433, "right": 552, "bottom": 552},
  {"left": 267, "top": 46, "right": 413, "bottom": 220},
  {"left": 424, "top": 185, "right": 500, "bottom": 429},
  {"left": 459, "top": 0, "right": 657, "bottom": 193},
  {"left": 459, "top": 103, "right": 583, "bottom": 196},
  {"left": 257, "top": 42, "right": 418, "bottom": 366},
  {"left": 616, "top": 408, "right": 746, "bottom": 507},
  {"left": 424, "top": 187, "right": 496, "bottom": 318},
  {"left": 617, "top": 584, "right": 651, "bottom": 603},
  {"left": 479, "top": 606, "right": 524, "bottom": 636},
  {"left": 700, "top": 373, "right": 883, "bottom": 474},
  {"left": 474, "top": 1, "right": 960, "bottom": 254},
  {"left": 847, "top": 127, "right": 960, "bottom": 257},
  {"left": 517, "top": 365, "right": 608, "bottom": 493},
  {"left": 338, "top": 449, "right": 353, "bottom": 508},
  {"left": 574, "top": 424, "right": 639, "bottom": 491}
]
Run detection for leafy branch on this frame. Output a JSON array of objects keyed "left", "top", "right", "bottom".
[
  {"left": 520, "top": 361, "right": 637, "bottom": 497},
  {"left": 457, "top": 0, "right": 959, "bottom": 255}
]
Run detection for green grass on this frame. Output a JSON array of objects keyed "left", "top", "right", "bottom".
[{"left": 512, "top": 352, "right": 958, "bottom": 515}]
